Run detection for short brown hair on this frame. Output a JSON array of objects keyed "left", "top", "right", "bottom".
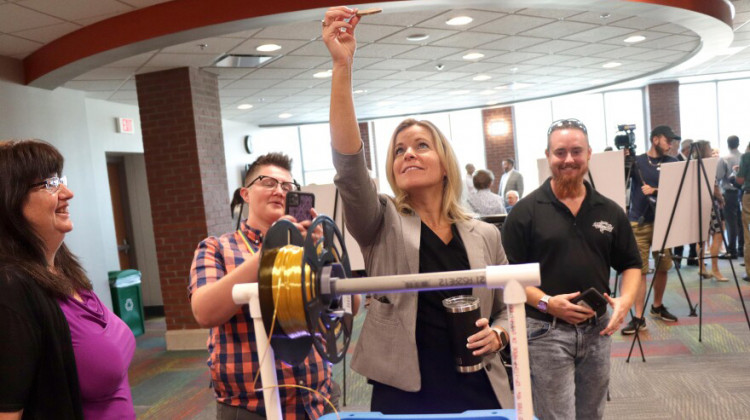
[
  {"left": 472, "top": 169, "right": 494, "bottom": 190},
  {"left": 243, "top": 153, "right": 293, "bottom": 186}
]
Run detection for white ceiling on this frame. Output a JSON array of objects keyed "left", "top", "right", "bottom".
[{"left": 2, "top": 0, "right": 750, "bottom": 126}]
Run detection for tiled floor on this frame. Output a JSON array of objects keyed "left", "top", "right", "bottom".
[{"left": 129, "top": 258, "right": 750, "bottom": 418}]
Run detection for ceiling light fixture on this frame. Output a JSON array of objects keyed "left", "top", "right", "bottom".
[
  {"left": 602, "top": 62, "right": 622, "bottom": 69},
  {"left": 479, "top": 89, "right": 495, "bottom": 95},
  {"left": 446, "top": 16, "right": 473, "bottom": 26},
  {"left": 473, "top": 74, "right": 492, "bottom": 81},
  {"left": 623, "top": 35, "right": 646, "bottom": 43},
  {"left": 237, "top": 104, "right": 253, "bottom": 110},
  {"left": 257, "top": 44, "right": 282, "bottom": 52},
  {"left": 353, "top": 89, "right": 367, "bottom": 94},
  {"left": 463, "top": 52, "right": 485, "bottom": 60},
  {"left": 279, "top": 113, "right": 292, "bottom": 119},
  {"left": 406, "top": 34, "right": 430, "bottom": 42},
  {"left": 313, "top": 69, "right": 333, "bottom": 78}
]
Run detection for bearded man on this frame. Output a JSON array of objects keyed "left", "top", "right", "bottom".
[
  {"left": 621, "top": 125, "right": 681, "bottom": 335},
  {"left": 502, "top": 118, "right": 642, "bottom": 419}
]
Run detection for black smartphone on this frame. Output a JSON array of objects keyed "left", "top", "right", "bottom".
[
  {"left": 570, "top": 287, "right": 608, "bottom": 318},
  {"left": 285, "top": 191, "right": 315, "bottom": 222}
]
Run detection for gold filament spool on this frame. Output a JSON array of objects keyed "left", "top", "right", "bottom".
[{"left": 267, "top": 245, "right": 316, "bottom": 338}]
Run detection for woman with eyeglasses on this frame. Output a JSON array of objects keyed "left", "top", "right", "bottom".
[
  {"left": 322, "top": 7, "right": 513, "bottom": 414},
  {"left": 0, "top": 139, "right": 136, "bottom": 420}
]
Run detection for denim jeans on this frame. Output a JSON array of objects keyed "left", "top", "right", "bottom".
[{"left": 527, "top": 314, "right": 611, "bottom": 420}]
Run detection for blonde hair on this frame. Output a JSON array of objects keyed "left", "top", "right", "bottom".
[{"left": 384, "top": 119, "right": 471, "bottom": 222}]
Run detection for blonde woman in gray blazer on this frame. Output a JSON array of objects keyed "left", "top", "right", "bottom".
[{"left": 323, "top": 6, "right": 513, "bottom": 413}]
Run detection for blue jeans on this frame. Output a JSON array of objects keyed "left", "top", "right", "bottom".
[{"left": 527, "top": 314, "right": 611, "bottom": 420}]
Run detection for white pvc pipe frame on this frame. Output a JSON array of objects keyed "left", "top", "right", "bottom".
[{"left": 232, "top": 262, "right": 540, "bottom": 420}]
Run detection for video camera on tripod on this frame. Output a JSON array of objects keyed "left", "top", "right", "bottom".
[{"left": 614, "top": 123, "right": 637, "bottom": 177}]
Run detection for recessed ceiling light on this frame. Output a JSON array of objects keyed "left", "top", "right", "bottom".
[
  {"left": 353, "top": 89, "right": 367, "bottom": 94},
  {"left": 494, "top": 85, "right": 509, "bottom": 90},
  {"left": 600, "top": 13, "right": 611, "bottom": 19},
  {"left": 479, "top": 89, "right": 495, "bottom": 95},
  {"left": 446, "top": 16, "right": 473, "bottom": 26},
  {"left": 463, "top": 52, "right": 484, "bottom": 60},
  {"left": 473, "top": 74, "right": 492, "bottom": 81},
  {"left": 237, "top": 104, "right": 253, "bottom": 110},
  {"left": 313, "top": 69, "right": 333, "bottom": 78},
  {"left": 406, "top": 34, "right": 430, "bottom": 42},
  {"left": 624, "top": 35, "right": 646, "bottom": 43},
  {"left": 602, "top": 62, "right": 622, "bottom": 69},
  {"left": 256, "top": 44, "right": 282, "bottom": 52},
  {"left": 279, "top": 113, "right": 292, "bottom": 119}
]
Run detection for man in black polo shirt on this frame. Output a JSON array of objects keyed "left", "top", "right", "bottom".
[
  {"left": 622, "top": 125, "right": 681, "bottom": 334},
  {"left": 502, "top": 118, "right": 642, "bottom": 420}
]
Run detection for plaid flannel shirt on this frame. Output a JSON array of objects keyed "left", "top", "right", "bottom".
[{"left": 189, "top": 220, "right": 332, "bottom": 419}]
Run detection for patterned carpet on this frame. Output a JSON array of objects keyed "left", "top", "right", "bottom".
[{"left": 129, "top": 259, "right": 750, "bottom": 419}]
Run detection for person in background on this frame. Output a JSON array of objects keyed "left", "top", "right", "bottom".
[
  {"left": 323, "top": 6, "right": 513, "bottom": 414},
  {"left": 189, "top": 152, "right": 357, "bottom": 419},
  {"left": 0, "top": 139, "right": 136, "bottom": 420},
  {"left": 692, "top": 140, "right": 727, "bottom": 281},
  {"left": 735, "top": 142, "right": 750, "bottom": 282},
  {"left": 505, "top": 190, "right": 519, "bottom": 213},
  {"left": 502, "top": 118, "right": 641, "bottom": 419},
  {"left": 716, "top": 135, "right": 742, "bottom": 260},
  {"left": 467, "top": 169, "right": 506, "bottom": 215},
  {"left": 673, "top": 139, "right": 698, "bottom": 267},
  {"left": 464, "top": 163, "right": 476, "bottom": 196},
  {"left": 499, "top": 158, "right": 524, "bottom": 204},
  {"left": 622, "top": 126, "right": 681, "bottom": 335}
]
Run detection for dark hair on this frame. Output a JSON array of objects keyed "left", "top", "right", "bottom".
[
  {"left": 0, "top": 139, "right": 90, "bottom": 297},
  {"left": 243, "top": 153, "right": 293, "bottom": 186},
  {"left": 728, "top": 135, "right": 740, "bottom": 150},
  {"left": 472, "top": 169, "right": 494, "bottom": 190},
  {"left": 504, "top": 158, "right": 515, "bottom": 167}
]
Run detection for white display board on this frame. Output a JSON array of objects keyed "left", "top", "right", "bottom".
[
  {"left": 652, "top": 157, "right": 718, "bottom": 250},
  {"left": 536, "top": 150, "right": 627, "bottom": 211},
  {"left": 301, "top": 183, "right": 366, "bottom": 271}
]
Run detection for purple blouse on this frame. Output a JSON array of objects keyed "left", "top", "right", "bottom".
[{"left": 58, "top": 289, "right": 136, "bottom": 420}]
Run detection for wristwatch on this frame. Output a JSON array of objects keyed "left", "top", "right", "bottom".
[
  {"left": 492, "top": 327, "right": 509, "bottom": 351},
  {"left": 537, "top": 294, "right": 552, "bottom": 313}
]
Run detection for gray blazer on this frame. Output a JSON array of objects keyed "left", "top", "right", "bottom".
[
  {"left": 503, "top": 169, "right": 524, "bottom": 199},
  {"left": 333, "top": 147, "right": 514, "bottom": 409}
]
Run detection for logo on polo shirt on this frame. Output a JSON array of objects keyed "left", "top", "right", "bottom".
[{"left": 593, "top": 221, "right": 613, "bottom": 234}]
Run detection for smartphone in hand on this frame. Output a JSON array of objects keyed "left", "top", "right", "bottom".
[
  {"left": 570, "top": 287, "right": 608, "bottom": 318},
  {"left": 285, "top": 191, "right": 315, "bottom": 222}
]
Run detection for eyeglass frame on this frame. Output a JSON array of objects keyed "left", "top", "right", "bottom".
[
  {"left": 547, "top": 118, "right": 588, "bottom": 138},
  {"left": 28, "top": 175, "right": 68, "bottom": 194},
  {"left": 245, "top": 175, "right": 300, "bottom": 192}
]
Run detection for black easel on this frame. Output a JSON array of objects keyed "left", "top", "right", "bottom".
[{"left": 626, "top": 145, "right": 750, "bottom": 362}]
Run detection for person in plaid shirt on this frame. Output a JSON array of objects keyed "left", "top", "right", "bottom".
[{"left": 189, "top": 153, "right": 334, "bottom": 420}]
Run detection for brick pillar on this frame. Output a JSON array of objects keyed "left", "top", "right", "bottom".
[
  {"left": 482, "top": 107, "right": 516, "bottom": 193},
  {"left": 645, "top": 81, "right": 681, "bottom": 138},
  {"left": 136, "top": 67, "right": 231, "bottom": 347}
]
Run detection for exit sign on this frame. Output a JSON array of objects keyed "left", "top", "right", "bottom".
[{"left": 116, "top": 117, "right": 135, "bottom": 134}]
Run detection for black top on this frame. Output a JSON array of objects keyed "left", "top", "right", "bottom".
[
  {"left": 370, "top": 223, "right": 500, "bottom": 414},
  {"left": 501, "top": 179, "right": 642, "bottom": 322},
  {"left": 0, "top": 265, "right": 83, "bottom": 419},
  {"left": 629, "top": 153, "right": 678, "bottom": 223}
]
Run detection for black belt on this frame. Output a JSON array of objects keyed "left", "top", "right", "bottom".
[{"left": 527, "top": 309, "right": 596, "bottom": 326}]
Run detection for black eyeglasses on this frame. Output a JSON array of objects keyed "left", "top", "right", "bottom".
[
  {"left": 246, "top": 175, "right": 300, "bottom": 192},
  {"left": 547, "top": 118, "right": 588, "bottom": 136},
  {"left": 29, "top": 175, "right": 67, "bottom": 194}
]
